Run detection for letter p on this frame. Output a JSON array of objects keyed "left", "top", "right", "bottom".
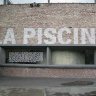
[{"left": 23, "top": 28, "right": 36, "bottom": 44}]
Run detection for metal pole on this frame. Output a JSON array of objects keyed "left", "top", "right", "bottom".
[
  {"left": 48, "top": 0, "right": 50, "bottom": 3},
  {"left": 4, "top": 0, "right": 7, "bottom": 5}
]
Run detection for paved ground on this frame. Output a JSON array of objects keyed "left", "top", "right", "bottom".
[
  {"left": 0, "top": 76, "right": 96, "bottom": 87},
  {"left": 46, "top": 87, "right": 96, "bottom": 96},
  {"left": 0, "top": 77, "right": 96, "bottom": 96},
  {"left": 0, "top": 88, "right": 44, "bottom": 96}
]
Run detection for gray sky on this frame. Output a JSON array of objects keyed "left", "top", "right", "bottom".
[{"left": 0, "top": 0, "right": 95, "bottom": 4}]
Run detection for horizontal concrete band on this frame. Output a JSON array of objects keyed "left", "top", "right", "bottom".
[
  {"left": 0, "top": 64, "right": 96, "bottom": 69},
  {"left": 0, "top": 67, "right": 96, "bottom": 78}
]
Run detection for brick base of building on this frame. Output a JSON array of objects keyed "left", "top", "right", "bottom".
[{"left": 0, "top": 67, "right": 96, "bottom": 78}]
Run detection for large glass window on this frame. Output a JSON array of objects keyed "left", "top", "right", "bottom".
[
  {"left": 8, "top": 52, "right": 43, "bottom": 64},
  {"left": 52, "top": 50, "right": 85, "bottom": 65},
  {"left": 5, "top": 47, "right": 46, "bottom": 64},
  {"left": 0, "top": 46, "right": 95, "bottom": 66},
  {"left": 51, "top": 49, "right": 94, "bottom": 65}
]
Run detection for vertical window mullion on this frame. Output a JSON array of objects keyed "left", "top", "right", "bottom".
[
  {"left": 94, "top": 50, "right": 96, "bottom": 65},
  {"left": 46, "top": 47, "right": 51, "bottom": 65},
  {"left": 0, "top": 47, "right": 5, "bottom": 64}
]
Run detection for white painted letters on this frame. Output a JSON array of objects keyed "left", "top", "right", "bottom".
[
  {"left": 44, "top": 28, "right": 56, "bottom": 44},
  {"left": 81, "top": 28, "right": 95, "bottom": 44},
  {"left": 0, "top": 27, "right": 96, "bottom": 45},
  {"left": 3, "top": 28, "right": 16, "bottom": 44},
  {"left": 23, "top": 28, "right": 36, "bottom": 44},
  {"left": 74, "top": 28, "right": 79, "bottom": 44},
  {"left": 58, "top": 28, "right": 71, "bottom": 44}
]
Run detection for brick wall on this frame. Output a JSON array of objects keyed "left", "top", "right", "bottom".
[
  {"left": 0, "top": 3, "right": 96, "bottom": 28},
  {"left": 0, "top": 3, "right": 96, "bottom": 44},
  {"left": 0, "top": 67, "right": 96, "bottom": 78},
  {"left": 0, "top": 3, "right": 96, "bottom": 77}
]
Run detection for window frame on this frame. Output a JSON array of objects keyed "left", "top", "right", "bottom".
[{"left": 0, "top": 44, "right": 96, "bottom": 69}]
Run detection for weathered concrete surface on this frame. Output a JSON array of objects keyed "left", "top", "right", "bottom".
[
  {"left": 0, "top": 77, "right": 96, "bottom": 96},
  {"left": 1, "top": 87, "right": 96, "bottom": 96},
  {"left": 52, "top": 51, "right": 85, "bottom": 65},
  {"left": 0, "top": 88, "right": 44, "bottom": 96},
  {"left": 46, "top": 87, "right": 96, "bottom": 96},
  {"left": 0, "top": 77, "right": 96, "bottom": 87}
]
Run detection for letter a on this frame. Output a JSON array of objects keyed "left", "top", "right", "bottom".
[{"left": 3, "top": 28, "right": 16, "bottom": 44}]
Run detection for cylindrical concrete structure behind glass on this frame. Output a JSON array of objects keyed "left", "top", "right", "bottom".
[{"left": 52, "top": 51, "right": 85, "bottom": 65}]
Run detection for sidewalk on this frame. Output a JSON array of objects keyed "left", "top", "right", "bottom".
[
  {"left": 0, "top": 77, "right": 96, "bottom": 96},
  {"left": 0, "top": 76, "right": 96, "bottom": 87}
]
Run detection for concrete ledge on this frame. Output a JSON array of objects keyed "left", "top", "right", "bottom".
[
  {"left": 0, "top": 64, "right": 96, "bottom": 69},
  {"left": 1, "top": 44, "right": 96, "bottom": 47}
]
